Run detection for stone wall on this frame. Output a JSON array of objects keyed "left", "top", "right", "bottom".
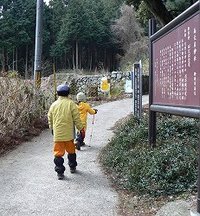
[
  {"left": 41, "top": 72, "right": 129, "bottom": 96},
  {"left": 41, "top": 71, "right": 148, "bottom": 96}
]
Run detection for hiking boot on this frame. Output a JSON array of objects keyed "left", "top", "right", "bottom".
[
  {"left": 75, "top": 141, "right": 81, "bottom": 150},
  {"left": 70, "top": 167, "right": 76, "bottom": 173},
  {"left": 57, "top": 173, "right": 65, "bottom": 180},
  {"left": 80, "top": 142, "right": 86, "bottom": 146}
]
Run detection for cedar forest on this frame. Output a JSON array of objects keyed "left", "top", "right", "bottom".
[{"left": 0, "top": 0, "right": 198, "bottom": 77}]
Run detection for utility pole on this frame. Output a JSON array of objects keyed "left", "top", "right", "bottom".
[{"left": 34, "top": 0, "right": 43, "bottom": 89}]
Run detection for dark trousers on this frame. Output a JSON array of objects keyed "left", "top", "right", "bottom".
[{"left": 53, "top": 140, "right": 77, "bottom": 174}]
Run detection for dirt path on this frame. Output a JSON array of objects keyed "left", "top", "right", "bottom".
[{"left": 0, "top": 96, "right": 149, "bottom": 216}]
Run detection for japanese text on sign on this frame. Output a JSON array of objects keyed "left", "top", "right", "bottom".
[{"left": 153, "top": 13, "right": 200, "bottom": 107}]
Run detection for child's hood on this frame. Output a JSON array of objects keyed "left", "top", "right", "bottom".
[{"left": 78, "top": 102, "right": 87, "bottom": 111}]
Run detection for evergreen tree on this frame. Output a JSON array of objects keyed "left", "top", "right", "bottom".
[
  {"left": 126, "top": 0, "right": 198, "bottom": 26},
  {"left": 56, "top": 0, "right": 121, "bottom": 71},
  {"left": 0, "top": 0, "right": 15, "bottom": 71}
]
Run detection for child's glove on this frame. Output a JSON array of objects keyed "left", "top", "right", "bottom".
[
  {"left": 80, "top": 128, "right": 85, "bottom": 139},
  {"left": 94, "top": 109, "right": 98, "bottom": 114}
]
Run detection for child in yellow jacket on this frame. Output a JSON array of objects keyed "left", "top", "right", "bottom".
[{"left": 75, "top": 92, "right": 98, "bottom": 150}]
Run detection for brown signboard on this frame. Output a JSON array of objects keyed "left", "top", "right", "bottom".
[{"left": 152, "top": 13, "right": 200, "bottom": 108}]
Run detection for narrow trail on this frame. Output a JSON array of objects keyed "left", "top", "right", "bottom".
[{"left": 0, "top": 96, "right": 149, "bottom": 216}]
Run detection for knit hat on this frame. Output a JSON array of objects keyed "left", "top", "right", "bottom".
[{"left": 76, "top": 92, "right": 86, "bottom": 102}]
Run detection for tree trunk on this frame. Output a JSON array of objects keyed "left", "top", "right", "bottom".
[
  {"left": 72, "top": 46, "right": 75, "bottom": 70},
  {"left": 109, "top": 51, "right": 112, "bottom": 72},
  {"left": 25, "top": 45, "right": 28, "bottom": 79},
  {"left": 144, "top": 0, "right": 174, "bottom": 26},
  {"left": 86, "top": 45, "right": 90, "bottom": 70},
  {"left": 79, "top": 44, "right": 82, "bottom": 69},
  {"left": 31, "top": 50, "right": 34, "bottom": 78},
  {"left": 104, "top": 48, "right": 107, "bottom": 70},
  {"left": 75, "top": 40, "right": 78, "bottom": 70},
  {"left": 12, "top": 47, "right": 15, "bottom": 71},
  {"left": 64, "top": 50, "right": 67, "bottom": 69},
  {"left": 0, "top": 50, "right": 3, "bottom": 72},
  {"left": 94, "top": 46, "right": 97, "bottom": 70},
  {"left": 107, "top": 49, "right": 111, "bottom": 72},
  {"left": 15, "top": 47, "right": 18, "bottom": 71},
  {"left": 190, "top": 0, "right": 195, "bottom": 5},
  {"left": 67, "top": 58, "right": 70, "bottom": 69},
  {"left": 3, "top": 47, "right": 8, "bottom": 72},
  {"left": 89, "top": 47, "right": 92, "bottom": 71}
]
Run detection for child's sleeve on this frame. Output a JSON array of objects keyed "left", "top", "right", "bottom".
[{"left": 86, "top": 103, "right": 96, "bottom": 115}]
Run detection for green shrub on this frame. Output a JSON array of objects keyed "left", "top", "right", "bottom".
[
  {"left": 99, "top": 113, "right": 198, "bottom": 197},
  {"left": 7, "top": 70, "right": 20, "bottom": 78},
  {"left": 110, "top": 81, "right": 125, "bottom": 98}
]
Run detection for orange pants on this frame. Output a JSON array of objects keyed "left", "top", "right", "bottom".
[{"left": 54, "top": 140, "right": 75, "bottom": 157}]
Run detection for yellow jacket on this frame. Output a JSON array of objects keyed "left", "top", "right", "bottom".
[
  {"left": 48, "top": 96, "right": 83, "bottom": 141},
  {"left": 77, "top": 102, "right": 96, "bottom": 129}
]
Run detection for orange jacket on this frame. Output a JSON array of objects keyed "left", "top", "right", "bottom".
[{"left": 77, "top": 102, "right": 96, "bottom": 129}]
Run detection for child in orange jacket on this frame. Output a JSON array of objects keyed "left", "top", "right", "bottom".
[{"left": 75, "top": 92, "right": 98, "bottom": 150}]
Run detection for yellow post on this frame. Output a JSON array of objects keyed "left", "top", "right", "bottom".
[{"left": 34, "top": 71, "right": 41, "bottom": 89}]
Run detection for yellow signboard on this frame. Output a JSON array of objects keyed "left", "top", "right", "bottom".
[{"left": 100, "top": 77, "right": 110, "bottom": 93}]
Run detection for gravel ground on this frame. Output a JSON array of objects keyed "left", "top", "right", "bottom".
[{"left": 0, "top": 96, "right": 149, "bottom": 216}]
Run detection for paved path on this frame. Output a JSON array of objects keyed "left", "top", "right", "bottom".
[{"left": 0, "top": 96, "right": 149, "bottom": 216}]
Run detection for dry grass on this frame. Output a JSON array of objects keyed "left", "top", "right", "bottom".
[
  {"left": 0, "top": 78, "right": 33, "bottom": 134},
  {"left": 0, "top": 77, "right": 51, "bottom": 154}
]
